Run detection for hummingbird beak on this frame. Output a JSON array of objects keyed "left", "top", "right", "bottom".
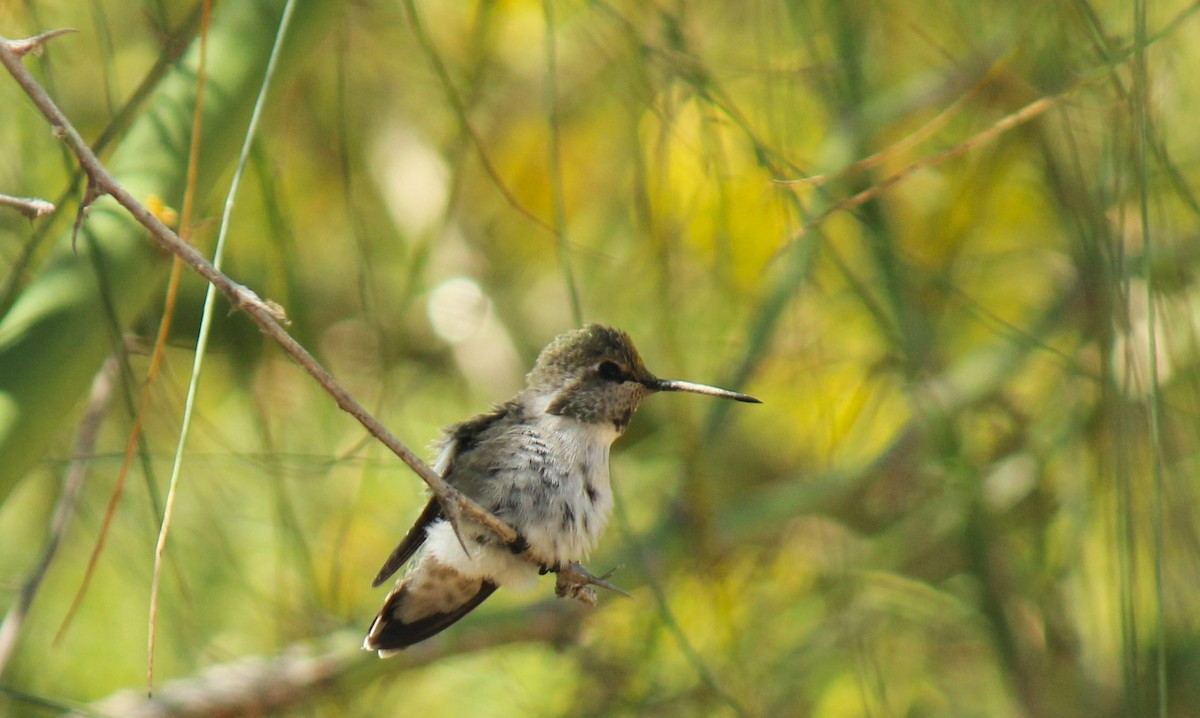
[{"left": 645, "top": 379, "right": 761, "bottom": 404}]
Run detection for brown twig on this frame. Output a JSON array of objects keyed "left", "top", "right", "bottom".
[
  {"left": 0, "top": 31, "right": 607, "bottom": 603},
  {"left": 0, "top": 191, "right": 54, "bottom": 219},
  {"left": 770, "top": 92, "right": 1062, "bottom": 264},
  {"left": 773, "top": 67, "right": 992, "bottom": 189}
]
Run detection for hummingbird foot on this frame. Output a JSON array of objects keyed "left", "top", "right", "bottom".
[
  {"left": 438, "top": 488, "right": 523, "bottom": 558},
  {"left": 437, "top": 493, "right": 476, "bottom": 558},
  {"left": 507, "top": 533, "right": 530, "bottom": 555},
  {"left": 554, "top": 562, "right": 631, "bottom": 604}
]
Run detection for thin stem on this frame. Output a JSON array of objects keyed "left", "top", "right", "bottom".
[
  {"left": 771, "top": 91, "right": 1064, "bottom": 263},
  {"left": 0, "top": 356, "right": 118, "bottom": 677},
  {"left": 1133, "top": 0, "right": 1167, "bottom": 714},
  {"left": 543, "top": 0, "right": 583, "bottom": 326},
  {"left": 400, "top": 0, "right": 554, "bottom": 235},
  {"left": 146, "top": 0, "right": 220, "bottom": 694},
  {"left": 611, "top": 483, "right": 752, "bottom": 718}
]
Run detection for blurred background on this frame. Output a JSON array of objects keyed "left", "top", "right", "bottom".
[{"left": 1, "top": 0, "right": 1198, "bottom": 716}]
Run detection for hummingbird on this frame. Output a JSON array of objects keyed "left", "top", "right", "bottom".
[{"left": 363, "top": 324, "right": 760, "bottom": 655}]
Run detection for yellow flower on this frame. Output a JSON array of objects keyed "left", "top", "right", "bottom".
[{"left": 145, "top": 194, "right": 178, "bottom": 228}]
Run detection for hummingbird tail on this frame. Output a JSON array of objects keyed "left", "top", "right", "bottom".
[{"left": 363, "top": 557, "right": 498, "bottom": 656}]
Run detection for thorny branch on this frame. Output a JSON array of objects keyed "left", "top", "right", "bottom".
[
  {"left": 0, "top": 31, "right": 623, "bottom": 602},
  {"left": 5, "top": 27, "right": 76, "bottom": 57}
]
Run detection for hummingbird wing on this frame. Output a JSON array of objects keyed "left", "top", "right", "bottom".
[
  {"left": 370, "top": 401, "right": 523, "bottom": 588},
  {"left": 363, "top": 556, "right": 499, "bottom": 655},
  {"left": 371, "top": 496, "right": 443, "bottom": 587}
]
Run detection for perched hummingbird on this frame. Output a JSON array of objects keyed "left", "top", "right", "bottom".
[{"left": 363, "top": 324, "right": 759, "bottom": 655}]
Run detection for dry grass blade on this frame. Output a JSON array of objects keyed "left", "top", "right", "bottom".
[
  {"left": 775, "top": 67, "right": 993, "bottom": 188},
  {"left": 772, "top": 91, "right": 1064, "bottom": 263},
  {"left": 0, "top": 356, "right": 118, "bottom": 677}
]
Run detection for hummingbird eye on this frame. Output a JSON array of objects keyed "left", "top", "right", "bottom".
[{"left": 597, "top": 360, "right": 625, "bottom": 382}]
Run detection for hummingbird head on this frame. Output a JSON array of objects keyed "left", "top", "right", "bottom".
[{"left": 527, "top": 324, "right": 760, "bottom": 434}]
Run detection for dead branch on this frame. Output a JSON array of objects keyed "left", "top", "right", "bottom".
[{"left": 70, "top": 609, "right": 580, "bottom": 718}]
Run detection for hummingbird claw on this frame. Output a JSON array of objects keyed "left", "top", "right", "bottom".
[
  {"left": 438, "top": 498, "right": 474, "bottom": 557},
  {"left": 554, "top": 562, "right": 632, "bottom": 603},
  {"left": 451, "top": 524, "right": 472, "bottom": 557},
  {"left": 508, "top": 533, "right": 530, "bottom": 555},
  {"left": 558, "top": 583, "right": 598, "bottom": 606}
]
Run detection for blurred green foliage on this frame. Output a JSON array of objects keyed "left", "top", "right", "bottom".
[{"left": 2, "top": 0, "right": 1200, "bottom": 716}]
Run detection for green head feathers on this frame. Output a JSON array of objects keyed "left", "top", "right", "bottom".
[{"left": 525, "top": 324, "right": 759, "bottom": 432}]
